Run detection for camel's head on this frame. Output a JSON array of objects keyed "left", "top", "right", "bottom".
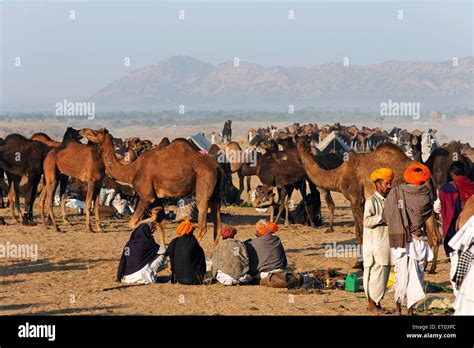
[{"left": 79, "top": 128, "right": 109, "bottom": 144}]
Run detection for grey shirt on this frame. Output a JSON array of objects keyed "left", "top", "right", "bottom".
[{"left": 245, "top": 234, "right": 287, "bottom": 274}]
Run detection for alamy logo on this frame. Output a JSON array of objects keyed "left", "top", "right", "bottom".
[
  {"left": 380, "top": 99, "right": 420, "bottom": 120},
  {"left": 0, "top": 241, "right": 38, "bottom": 261},
  {"left": 18, "top": 322, "right": 56, "bottom": 341},
  {"left": 55, "top": 99, "right": 95, "bottom": 120}
]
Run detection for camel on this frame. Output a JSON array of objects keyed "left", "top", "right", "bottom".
[
  {"left": 210, "top": 141, "right": 255, "bottom": 203},
  {"left": 0, "top": 134, "right": 50, "bottom": 224},
  {"left": 31, "top": 132, "right": 61, "bottom": 147},
  {"left": 461, "top": 143, "right": 474, "bottom": 163},
  {"left": 2, "top": 128, "right": 83, "bottom": 224},
  {"left": 411, "top": 139, "right": 473, "bottom": 189},
  {"left": 297, "top": 140, "right": 442, "bottom": 272},
  {"left": 456, "top": 196, "right": 474, "bottom": 230},
  {"left": 253, "top": 144, "right": 322, "bottom": 227},
  {"left": 79, "top": 128, "right": 222, "bottom": 242},
  {"left": 41, "top": 133, "right": 105, "bottom": 233}
]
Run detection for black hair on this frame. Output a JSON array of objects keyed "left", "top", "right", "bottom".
[{"left": 448, "top": 161, "right": 466, "bottom": 177}]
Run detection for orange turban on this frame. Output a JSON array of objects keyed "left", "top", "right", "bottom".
[
  {"left": 177, "top": 220, "right": 195, "bottom": 236},
  {"left": 404, "top": 163, "right": 431, "bottom": 185},
  {"left": 255, "top": 219, "right": 278, "bottom": 237},
  {"left": 370, "top": 167, "right": 394, "bottom": 183}
]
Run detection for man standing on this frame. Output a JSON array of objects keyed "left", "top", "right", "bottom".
[
  {"left": 382, "top": 163, "right": 434, "bottom": 315},
  {"left": 363, "top": 168, "right": 394, "bottom": 313}
]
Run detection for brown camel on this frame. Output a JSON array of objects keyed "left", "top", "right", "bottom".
[
  {"left": 31, "top": 132, "right": 61, "bottom": 147},
  {"left": 456, "top": 196, "right": 474, "bottom": 230},
  {"left": 297, "top": 140, "right": 442, "bottom": 272},
  {"left": 0, "top": 134, "right": 50, "bottom": 224},
  {"left": 209, "top": 141, "right": 255, "bottom": 203},
  {"left": 42, "top": 135, "right": 104, "bottom": 233},
  {"left": 80, "top": 128, "right": 222, "bottom": 242},
  {"left": 252, "top": 143, "right": 322, "bottom": 227}
]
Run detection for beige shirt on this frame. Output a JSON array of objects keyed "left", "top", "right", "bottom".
[{"left": 363, "top": 192, "right": 391, "bottom": 266}]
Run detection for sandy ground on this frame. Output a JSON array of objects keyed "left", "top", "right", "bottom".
[{"left": 0, "top": 184, "right": 455, "bottom": 316}]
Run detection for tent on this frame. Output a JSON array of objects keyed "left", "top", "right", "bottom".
[
  {"left": 316, "top": 131, "right": 351, "bottom": 156},
  {"left": 187, "top": 133, "right": 212, "bottom": 152}
]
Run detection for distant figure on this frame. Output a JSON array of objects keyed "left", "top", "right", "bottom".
[
  {"left": 221, "top": 120, "right": 232, "bottom": 143},
  {"left": 211, "top": 131, "right": 217, "bottom": 145}
]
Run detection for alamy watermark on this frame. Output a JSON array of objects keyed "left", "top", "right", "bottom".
[
  {"left": 324, "top": 242, "right": 361, "bottom": 258},
  {"left": 0, "top": 241, "right": 38, "bottom": 261},
  {"left": 216, "top": 149, "right": 258, "bottom": 167},
  {"left": 55, "top": 99, "right": 95, "bottom": 120},
  {"left": 380, "top": 99, "right": 420, "bottom": 120}
]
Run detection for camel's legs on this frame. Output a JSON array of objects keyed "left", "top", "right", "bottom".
[
  {"left": 22, "top": 174, "right": 41, "bottom": 225},
  {"left": 7, "top": 182, "right": 18, "bottom": 223},
  {"left": 210, "top": 197, "right": 221, "bottom": 249},
  {"left": 246, "top": 176, "right": 252, "bottom": 201},
  {"left": 237, "top": 171, "right": 244, "bottom": 204},
  {"left": 300, "top": 181, "right": 315, "bottom": 227},
  {"left": 129, "top": 198, "right": 153, "bottom": 229},
  {"left": 8, "top": 175, "right": 21, "bottom": 223},
  {"left": 321, "top": 188, "right": 335, "bottom": 231},
  {"left": 39, "top": 187, "right": 47, "bottom": 227},
  {"left": 273, "top": 186, "right": 287, "bottom": 225},
  {"left": 93, "top": 181, "right": 103, "bottom": 233},
  {"left": 84, "top": 180, "right": 94, "bottom": 233},
  {"left": 58, "top": 175, "right": 70, "bottom": 226},
  {"left": 196, "top": 196, "right": 209, "bottom": 242},
  {"left": 351, "top": 199, "right": 365, "bottom": 269},
  {"left": 426, "top": 213, "right": 441, "bottom": 274},
  {"left": 45, "top": 177, "right": 59, "bottom": 232}
]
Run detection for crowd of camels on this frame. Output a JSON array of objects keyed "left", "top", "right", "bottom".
[{"left": 1, "top": 122, "right": 473, "bottom": 272}]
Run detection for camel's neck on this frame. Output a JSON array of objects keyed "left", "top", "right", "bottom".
[
  {"left": 297, "top": 142, "right": 343, "bottom": 192},
  {"left": 101, "top": 135, "right": 135, "bottom": 184}
]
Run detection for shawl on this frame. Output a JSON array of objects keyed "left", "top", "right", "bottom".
[
  {"left": 116, "top": 223, "right": 160, "bottom": 281},
  {"left": 382, "top": 183, "right": 433, "bottom": 248},
  {"left": 212, "top": 238, "right": 249, "bottom": 279}
]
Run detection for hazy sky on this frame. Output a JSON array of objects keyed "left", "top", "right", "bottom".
[{"left": 1, "top": 0, "right": 472, "bottom": 109}]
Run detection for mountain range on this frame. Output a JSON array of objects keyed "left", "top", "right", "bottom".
[{"left": 90, "top": 55, "right": 474, "bottom": 111}]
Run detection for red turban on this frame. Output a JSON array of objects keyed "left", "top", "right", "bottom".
[
  {"left": 404, "top": 163, "right": 431, "bottom": 185},
  {"left": 255, "top": 219, "right": 278, "bottom": 237},
  {"left": 221, "top": 225, "right": 237, "bottom": 239},
  {"left": 177, "top": 220, "right": 195, "bottom": 236}
]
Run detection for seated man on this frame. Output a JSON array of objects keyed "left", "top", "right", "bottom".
[
  {"left": 117, "top": 207, "right": 167, "bottom": 284},
  {"left": 245, "top": 220, "right": 300, "bottom": 288},
  {"left": 166, "top": 220, "right": 206, "bottom": 285},
  {"left": 251, "top": 185, "right": 275, "bottom": 215},
  {"left": 212, "top": 225, "right": 252, "bottom": 286}
]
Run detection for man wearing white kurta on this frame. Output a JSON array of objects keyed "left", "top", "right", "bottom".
[{"left": 363, "top": 167, "right": 394, "bottom": 312}]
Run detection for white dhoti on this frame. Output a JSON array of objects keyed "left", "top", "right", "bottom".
[
  {"left": 449, "top": 216, "right": 474, "bottom": 315},
  {"left": 363, "top": 263, "right": 390, "bottom": 304},
  {"left": 452, "top": 248, "right": 474, "bottom": 315},
  {"left": 216, "top": 270, "right": 253, "bottom": 286},
  {"left": 393, "top": 238, "right": 433, "bottom": 309},
  {"left": 121, "top": 246, "right": 167, "bottom": 284},
  {"left": 362, "top": 193, "right": 391, "bottom": 304}
]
